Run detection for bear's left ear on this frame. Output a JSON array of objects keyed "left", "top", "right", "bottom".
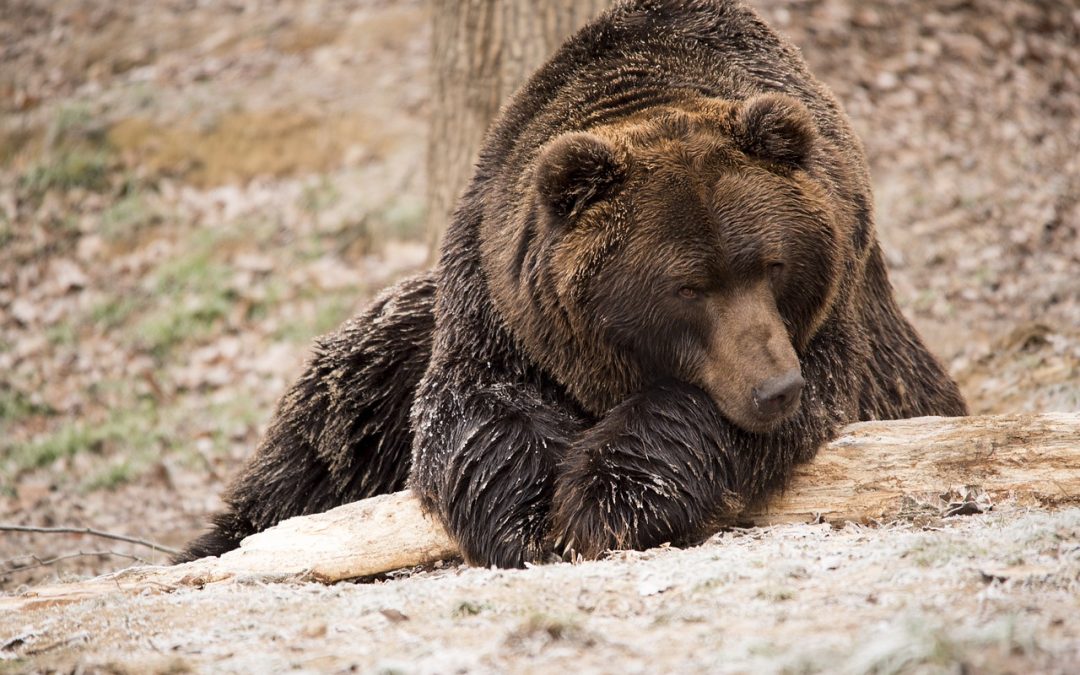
[
  {"left": 731, "top": 93, "right": 816, "bottom": 167},
  {"left": 535, "top": 132, "right": 628, "bottom": 222}
]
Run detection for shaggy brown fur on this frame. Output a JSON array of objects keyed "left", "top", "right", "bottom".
[
  {"left": 180, "top": 273, "right": 435, "bottom": 560},
  {"left": 180, "top": 0, "right": 966, "bottom": 567}
]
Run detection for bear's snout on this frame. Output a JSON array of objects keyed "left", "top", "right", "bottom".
[
  {"left": 699, "top": 280, "right": 803, "bottom": 433},
  {"left": 751, "top": 368, "right": 805, "bottom": 420}
]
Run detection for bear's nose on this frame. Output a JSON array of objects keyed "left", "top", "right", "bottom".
[{"left": 752, "top": 368, "right": 805, "bottom": 419}]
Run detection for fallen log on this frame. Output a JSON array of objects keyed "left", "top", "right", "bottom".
[{"left": 3, "top": 412, "right": 1078, "bottom": 612}]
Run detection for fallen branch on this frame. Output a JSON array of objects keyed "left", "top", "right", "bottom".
[
  {"left": 3, "top": 551, "right": 149, "bottom": 574},
  {"left": 0, "top": 525, "right": 180, "bottom": 556},
  {"left": 3, "top": 412, "right": 1078, "bottom": 612}
]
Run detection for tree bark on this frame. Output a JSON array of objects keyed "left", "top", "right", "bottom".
[
  {"left": 4, "top": 413, "right": 1078, "bottom": 612},
  {"left": 425, "top": 0, "right": 612, "bottom": 255}
]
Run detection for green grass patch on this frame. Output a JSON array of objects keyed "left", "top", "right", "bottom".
[
  {"left": 5, "top": 402, "right": 166, "bottom": 476},
  {"left": 0, "top": 386, "right": 53, "bottom": 425},
  {"left": 87, "top": 221, "right": 283, "bottom": 358},
  {"left": 202, "top": 397, "right": 263, "bottom": 455},
  {"left": 135, "top": 284, "right": 235, "bottom": 358},
  {"left": 90, "top": 294, "right": 145, "bottom": 331},
  {"left": 3, "top": 381, "right": 264, "bottom": 491},
  {"left": 904, "top": 537, "right": 987, "bottom": 568},
  {"left": 83, "top": 460, "right": 137, "bottom": 492},
  {"left": 16, "top": 104, "right": 116, "bottom": 200},
  {"left": 45, "top": 321, "right": 79, "bottom": 347},
  {"left": 373, "top": 196, "right": 426, "bottom": 240},
  {"left": 15, "top": 103, "right": 119, "bottom": 202},
  {"left": 152, "top": 230, "right": 228, "bottom": 293},
  {"left": 452, "top": 601, "right": 492, "bottom": 618},
  {"left": 0, "top": 658, "right": 29, "bottom": 674},
  {"left": 243, "top": 278, "right": 285, "bottom": 323},
  {"left": 10, "top": 422, "right": 98, "bottom": 471},
  {"left": 166, "top": 391, "right": 266, "bottom": 475},
  {"left": 298, "top": 176, "right": 341, "bottom": 214},
  {"left": 132, "top": 230, "right": 239, "bottom": 358},
  {"left": 3, "top": 400, "right": 171, "bottom": 493},
  {"left": 100, "top": 190, "right": 162, "bottom": 242},
  {"left": 19, "top": 148, "right": 113, "bottom": 197},
  {"left": 0, "top": 212, "right": 12, "bottom": 247},
  {"left": 306, "top": 292, "right": 358, "bottom": 337},
  {"left": 273, "top": 289, "right": 359, "bottom": 344},
  {"left": 754, "top": 584, "right": 796, "bottom": 602},
  {"left": 47, "top": 103, "right": 102, "bottom": 146}
]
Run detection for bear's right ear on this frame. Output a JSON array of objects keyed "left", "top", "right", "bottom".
[{"left": 535, "top": 132, "right": 627, "bottom": 223}]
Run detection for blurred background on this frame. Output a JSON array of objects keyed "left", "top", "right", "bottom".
[{"left": 1, "top": 0, "right": 1077, "bottom": 587}]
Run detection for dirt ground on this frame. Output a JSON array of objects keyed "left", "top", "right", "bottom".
[
  {"left": 1, "top": 0, "right": 1078, "bottom": 672},
  {"left": 4, "top": 509, "right": 1080, "bottom": 673}
]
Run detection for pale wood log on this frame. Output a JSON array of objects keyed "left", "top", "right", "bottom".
[
  {"left": 0, "top": 492, "right": 456, "bottom": 612},
  {"left": 742, "top": 412, "right": 1080, "bottom": 525},
  {"left": 3, "top": 412, "right": 1078, "bottom": 612}
]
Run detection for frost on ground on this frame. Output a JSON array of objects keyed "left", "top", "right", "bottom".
[{"left": 3, "top": 509, "right": 1079, "bottom": 673}]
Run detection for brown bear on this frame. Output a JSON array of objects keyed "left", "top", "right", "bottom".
[{"left": 179, "top": 0, "right": 967, "bottom": 568}]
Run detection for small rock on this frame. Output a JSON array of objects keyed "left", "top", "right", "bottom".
[
  {"left": 50, "top": 259, "right": 89, "bottom": 292},
  {"left": 233, "top": 252, "right": 275, "bottom": 274},
  {"left": 637, "top": 576, "right": 673, "bottom": 596},
  {"left": 875, "top": 71, "right": 899, "bottom": 91},
  {"left": 76, "top": 235, "right": 105, "bottom": 262},
  {"left": 10, "top": 298, "right": 39, "bottom": 325}
]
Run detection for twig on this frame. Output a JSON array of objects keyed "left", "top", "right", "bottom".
[
  {"left": 25, "top": 631, "right": 89, "bottom": 656},
  {"left": 3, "top": 550, "right": 149, "bottom": 574},
  {"left": 0, "top": 525, "right": 180, "bottom": 555}
]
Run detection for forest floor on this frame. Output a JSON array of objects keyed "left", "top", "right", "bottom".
[{"left": 1, "top": 0, "right": 1078, "bottom": 672}]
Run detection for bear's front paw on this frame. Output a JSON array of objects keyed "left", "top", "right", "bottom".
[
  {"left": 549, "top": 380, "right": 741, "bottom": 559},
  {"left": 548, "top": 482, "right": 629, "bottom": 560},
  {"left": 549, "top": 442, "right": 681, "bottom": 560},
  {"left": 456, "top": 527, "right": 553, "bottom": 569}
]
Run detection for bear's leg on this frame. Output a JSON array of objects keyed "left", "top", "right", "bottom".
[
  {"left": 549, "top": 380, "right": 747, "bottom": 559},
  {"left": 410, "top": 373, "right": 584, "bottom": 568},
  {"left": 858, "top": 248, "right": 968, "bottom": 420},
  {"left": 177, "top": 273, "right": 436, "bottom": 562}
]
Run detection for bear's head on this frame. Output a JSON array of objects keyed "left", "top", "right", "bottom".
[{"left": 488, "top": 93, "right": 853, "bottom": 433}]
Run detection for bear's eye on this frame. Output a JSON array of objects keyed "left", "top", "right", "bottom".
[
  {"left": 768, "top": 262, "right": 785, "bottom": 284},
  {"left": 678, "top": 286, "right": 701, "bottom": 300}
]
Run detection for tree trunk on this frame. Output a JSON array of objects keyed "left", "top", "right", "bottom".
[{"left": 425, "top": 0, "right": 612, "bottom": 255}]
